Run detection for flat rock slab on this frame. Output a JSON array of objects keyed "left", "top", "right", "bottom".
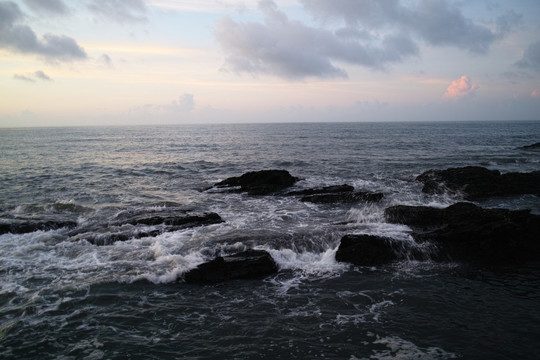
[
  {"left": 184, "top": 249, "right": 278, "bottom": 283},
  {"left": 0, "top": 219, "right": 78, "bottom": 235},
  {"left": 416, "top": 166, "right": 540, "bottom": 200},
  {"left": 212, "top": 169, "right": 299, "bottom": 195},
  {"left": 301, "top": 191, "right": 383, "bottom": 204}
]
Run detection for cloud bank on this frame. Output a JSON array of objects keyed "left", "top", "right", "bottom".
[
  {"left": 0, "top": 1, "right": 86, "bottom": 61},
  {"left": 215, "top": 0, "right": 509, "bottom": 80}
]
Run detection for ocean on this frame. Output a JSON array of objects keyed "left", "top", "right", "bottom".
[{"left": 1, "top": 121, "right": 539, "bottom": 359}]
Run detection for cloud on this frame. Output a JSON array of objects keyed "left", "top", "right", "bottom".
[
  {"left": 34, "top": 70, "right": 53, "bottom": 81},
  {"left": 22, "top": 0, "right": 68, "bottom": 15},
  {"left": 87, "top": 0, "right": 148, "bottom": 23},
  {"left": 444, "top": 75, "right": 478, "bottom": 99},
  {"left": 100, "top": 53, "right": 112, "bottom": 66},
  {"left": 13, "top": 74, "right": 35, "bottom": 82},
  {"left": 215, "top": 0, "right": 419, "bottom": 79},
  {"left": 532, "top": 89, "right": 540, "bottom": 98},
  {"left": 215, "top": 0, "right": 510, "bottom": 80},
  {"left": 130, "top": 94, "right": 196, "bottom": 122},
  {"left": 13, "top": 70, "right": 53, "bottom": 82},
  {"left": 301, "top": 0, "right": 499, "bottom": 53},
  {"left": 0, "top": 1, "right": 87, "bottom": 61},
  {"left": 515, "top": 41, "right": 540, "bottom": 72}
]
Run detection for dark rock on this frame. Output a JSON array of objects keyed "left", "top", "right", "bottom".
[
  {"left": 0, "top": 219, "right": 78, "bottom": 235},
  {"left": 335, "top": 234, "right": 400, "bottom": 266},
  {"left": 385, "top": 202, "right": 540, "bottom": 267},
  {"left": 416, "top": 166, "right": 540, "bottom": 200},
  {"left": 213, "top": 169, "right": 298, "bottom": 195},
  {"left": 286, "top": 184, "right": 354, "bottom": 196},
  {"left": 517, "top": 142, "right": 540, "bottom": 150},
  {"left": 301, "top": 191, "right": 383, "bottom": 204},
  {"left": 123, "top": 212, "right": 223, "bottom": 227},
  {"left": 183, "top": 249, "right": 278, "bottom": 283}
]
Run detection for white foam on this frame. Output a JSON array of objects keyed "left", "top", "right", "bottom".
[{"left": 353, "top": 334, "right": 458, "bottom": 360}]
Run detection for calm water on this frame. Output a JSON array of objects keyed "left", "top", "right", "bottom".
[{"left": 1, "top": 121, "right": 539, "bottom": 359}]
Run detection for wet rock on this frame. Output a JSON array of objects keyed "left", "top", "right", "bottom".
[
  {"left": 416, "top": 166, "right": 540, "bottom": 200},
  {"left": 0, "top": 219, "right": 77, "bottom": 235},
  {"left": 212, "top": 169, "right": 298, "bottom": 195},
  {"left": 301, "top": 191, "right": 383, "bottom": 204},
  {"left": 517, "top": 142, "right": 540, "bottom": 150},
  {"left": 70, "top": 212, "right": 224, "bottom": 245},
  {"left": 183, "top": 249, "right": 278, "bottom": 283},
  {"left": 335, "top": 234, "right": 400, "bottom": 266},
  {"left": 385, "top": 202, "right": 540, "bottom": 267}
]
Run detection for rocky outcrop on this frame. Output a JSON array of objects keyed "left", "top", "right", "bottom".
[
  {"left": 0, "top": 219, "right": 78, "bottom": 235},
  {"left": 212, "top": 170, "right": 298, "bottom": 195},
  {"left": 416, "top": 166, "right": 540, "bottom": 200},
  {"left": 183, "top": 249, "right": 278, "bottom": 283},
  {"left": 385, "top": 202, "right": 540, "bottom": 266}
]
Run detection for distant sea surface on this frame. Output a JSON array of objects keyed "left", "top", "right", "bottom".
[{"left": 1, "top": 121, "right": 539, "bottom": 359}]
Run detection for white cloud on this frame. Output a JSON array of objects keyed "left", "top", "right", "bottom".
[{"left": 444, "top": 75, "right": 478, "bottom": 99}]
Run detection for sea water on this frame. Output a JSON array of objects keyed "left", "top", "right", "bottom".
[{"left": 0, "top": 121, "right": 539, "bottom": 359}]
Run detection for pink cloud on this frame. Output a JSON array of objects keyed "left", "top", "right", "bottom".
[
  {"left": 532, "top": 89, "right": 540, "bottom": 98},
  {"left": 444, "top": 75, "right": 479, "bottom": 99}
]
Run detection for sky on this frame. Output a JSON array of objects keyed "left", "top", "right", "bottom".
[{"left": 1, "top": 0, "right": 540, "bottom": 127}]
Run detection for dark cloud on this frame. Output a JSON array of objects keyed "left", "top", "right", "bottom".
[
  {"left": 215, "top": 0, "right": 509, "bottom": 80},
  {"left": 87, "top": 0, "right": 148, "bottom": 23},
  {"left": 515, "top": 41, "right": 540, "bottom": 72},
  {"left": 0, "top": 1, "right": 87, "bottom": 61},
  {"left": 215, "top": 1, "right": 419, "bottom": 79},
  {"left": 22, "top": 0, "right": 68, "bottom": 15}
]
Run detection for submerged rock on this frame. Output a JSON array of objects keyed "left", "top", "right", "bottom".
[
  {"left": 416, "top": 166, "right": 540, "bottom": 200},
  {"left": 0, "top": 219, "right": 77, "bottom": 235},
  {"left": 212, "top": 169, "right": 298, "bottom": 195},
  {"left": 286, "top": 184, "right": 354, "bottom": 196},
  {"left": 385, "top": 202, "right": 540, "bottom": 267},
  {"left": 183, "top": 249, "right": 278, "bottom": 283}
]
